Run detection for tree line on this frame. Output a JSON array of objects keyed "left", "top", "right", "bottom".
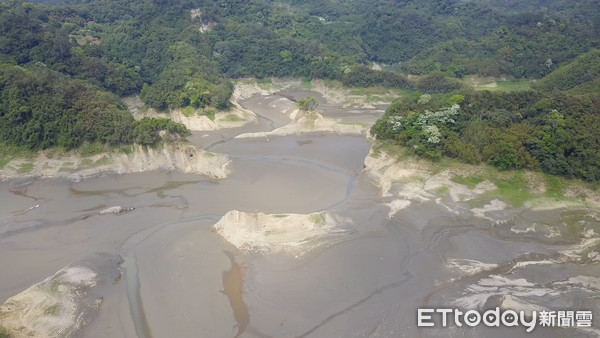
[
  {"left": 371, "top": 86, "right": 600, "bottom": 181},
  {"left": 0, "top": 65, "right": 190, "bottom": 150},
  {"left": 1, "top": 0, "right": 599, "bottom": 177}
]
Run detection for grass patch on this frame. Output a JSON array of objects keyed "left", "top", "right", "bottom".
[
  {"left": 48, "top": 280, "right": 59, "bottom": 293},
  {"left": 322, "top": 79, "right": 343, "bottom": 89},
  {"left": 300, "top": 77, "right": 312, "bottom": 88},
  {"left": 309, "top": 213, "right": 326, "bottom": 226},
  {"left": 544, "top": 174, "right": 564, "bottom": 199},
  {"left": 0, "top": 326, "right": 11, "bottom": 338},
  {"left": 44, "top": 304, "right": 60, "bottom": 316},
  {"left": 366, "top": 95, "right": 382, "bottom": 102},
  {"left": 79, "top": 155, "right": 110, "bottom": 168},
  {"left": 431, "top": 156, "right": 463, "bottom": 173},
  {"left": 203, "top": 108, "right": 216, "bottom": 121},
  {"left": 120, "top": 145, "right": 133, "bottom": 155},
  {"left": 349, "top": 86, "right": 386, "bottom": 96},
  {"left": 93, "top": 155, "right": 110, "bottom": 167},
  {"left": 223, "top": 114, "right": 242, "bottom": 122},
  {"left": 0, "top": 144, "right": 29, "bottom": 169},
  {"left": 180, "top": 105, "right": 196, "bottom": 117},
  {"left": 484, "top": 170, "right": 533, "bottom": 207},
  {"left": 452, "top": 175, "right": 484, "bottom": 189},
  {"left": 0, "top": 155, "right": 10, "bottom": 169},
  {"left": 375, "top": 141, "right": 412, "bottom": 160},
  {"left": 340, "top": 121, "right": 367, "bottom": 127},
  {"left": 257, "top": 78, "right": 283, "bottom": 90},
  {"left": 300, "top": 110, "right": 319, "bottom": 129},
  {"left": 59, "top": 166, "right": 74, "bottom": 172},
  {"left": 80, "top": 142, "right": 105, "bottom": 157},
  {"left": 560, "top": 212, "right": 594, "bottom": 240},
  {"left": 139, "top": 105, "right": 151, "bottom": 114},
  {"left": 17, "top": 162, "right": 34, "bottom": 174},
  {"left": 80, "top": 158, "right": 94, "bottom": 167},
  {"left": 494, "top": 79, "right": 532, "bottom": 92},
  {"left": 302, "top": 119, "right": 315, "bottom": 129},
  {"left": 436, "top": 186, "right": 449, "bottom": 194},
  {"left": 393, "top": 88, "right": 414, "bottom": 100},
  {"left": 43, "top": 147, "right": 67, "bottom": 159}
]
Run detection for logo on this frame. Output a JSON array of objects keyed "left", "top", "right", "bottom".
[{"left": 417, "top": 308, "right": 592, "bottom": 332}]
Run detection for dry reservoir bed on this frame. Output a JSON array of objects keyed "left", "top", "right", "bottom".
[{"left": 1, "top": 86, "right": 599, "bottom": 338}]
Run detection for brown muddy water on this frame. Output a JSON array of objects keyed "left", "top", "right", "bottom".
[
  {"left": 0, "top": 89, "right": 599, "bottom": 338},
  {"left": 223, "top": 251, "right": 249, "bottom": 338}
]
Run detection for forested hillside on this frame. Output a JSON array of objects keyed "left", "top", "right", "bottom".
[
  {"left": 1, "top": 0, "right": 599, "bottom": 179},
  {"left": 372, "top": 88, "right": 600, "bottom": 180}
]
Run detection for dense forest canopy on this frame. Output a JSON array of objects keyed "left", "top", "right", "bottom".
[
  {"left": 371, "top": 86, "right": 600, "bottom": 181},
  {"left": 5, "top": 0, "right": 599, "bottom": 82},
  {"left": 0, "top": 0, "right": 599, "bottom": 179}
]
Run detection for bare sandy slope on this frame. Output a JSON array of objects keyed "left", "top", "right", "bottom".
[
  {"left": 123, "top": 96, "right": 256, "bottom": 131},
  {"left": 362, "top": 148, "right": 511, "bottom": 219},
  {"left": 234, "top": 78, "right": 398, "bottom": 108},
  {"left": 362, "top": 148, "right": 600, "bottom": 218},
  {"left": 213, "top": 210, "right": 352, "bottom": 257},
  {"left": 0, "top": 253, "right": 121, "bottom": 338},
  {"left": 236, "top": 109, "right": 368, "bottom": 138},
  {"left": 231, "top": 79, "right": 296, "bottom": 101},
  {"left": 0, "top": 141, "right": 230, "bottom": 181},
  {"left": 171, "top": 105, "right": 256, "bottom": 131}
]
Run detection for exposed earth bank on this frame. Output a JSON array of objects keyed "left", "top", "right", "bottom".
[
  {"left": 0, "top": 141, "right": 230, "bottom": 182},
  {"left": 0, "top": 253, "right": 122, "bottom": 338}
]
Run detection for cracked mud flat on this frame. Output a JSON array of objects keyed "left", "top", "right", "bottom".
[{"left": 0, "top": 84, "right": 598, "bottom": 338}]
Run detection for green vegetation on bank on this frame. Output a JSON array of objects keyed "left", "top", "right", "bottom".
[
  {"left": 296, "top": 97, "right": 318, "bottom": 111},
  {"left": 0, "top": 326, "right": 11, "bottom": 338},
  {"left": 371, "top": 82, "right": 600, "bottom": 181},
  {"left": 0, "top": 0, "right": 599, "bottom": 183},
  {"left": 374, "top": 140, "right": 585, "bottom": 208},
  {"left": 460, "top": 168, "right": 572, "bottom": 207},
  {"left": 16, "top": 162, "right": 34, "bottom": 174},
  {"left": 0, "top": 65, "right": 190, "bottom": 150},
  {"left": 451, "top": 175, "right": 484, "bottom": 189},
  {"left": 483, "top": 171, "right": 534, "bottom": 207},
  {"left": 0, "top": 144, "right": 29, "bottom": 169}
]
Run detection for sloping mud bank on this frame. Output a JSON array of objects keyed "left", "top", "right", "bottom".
[
  {"left": 1, "top": 142, "right": 230, "bottom": 182},
  {"left": 0, "top": 253, "right": 121, "bottom": 338},
  {"left": 213, "top": 210, "right": 352, "bottom": 257}
]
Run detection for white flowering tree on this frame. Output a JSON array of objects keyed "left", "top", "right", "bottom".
[{"left": 382, "top": 104, "right": 461, "bottom": 160}]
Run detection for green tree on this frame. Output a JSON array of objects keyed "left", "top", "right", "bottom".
[{"left": 297, "top": 97, "right": 318, "bottom": 111}]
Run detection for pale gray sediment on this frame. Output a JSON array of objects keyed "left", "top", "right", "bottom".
[
  {"left": 122, "top": 251, "right": 152, "bottom": 338},
  {"left": 0, "top": 85, "right": 598, "bottom": 338},
  {"left": 0, "top": 253, "right": 122, "bottom": 337}
]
